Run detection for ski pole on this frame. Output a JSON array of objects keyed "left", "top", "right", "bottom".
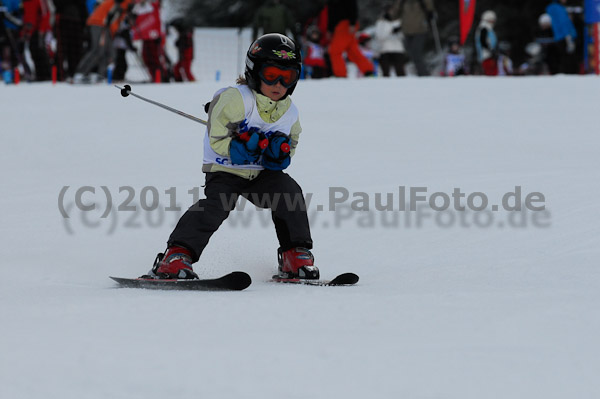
[
  {"left": 115, "top": 84, "right": 207, "bottom": 125},
  {"left": 115, "top": 85, "right": 288, "bottom": 153},
  {"left": 431, "top": 18, "right": 443, "bottom": 55},
  {"left": 130, "top": 50, "right": 153, "bottom": 82}
]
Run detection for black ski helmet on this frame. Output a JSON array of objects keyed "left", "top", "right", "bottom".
[{"left": 245, "top": 33, "right": 302, "bottom": 97}]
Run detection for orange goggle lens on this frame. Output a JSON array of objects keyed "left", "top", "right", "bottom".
[{"left": 259, "top": 65, "right": 299, "bottom": 88}]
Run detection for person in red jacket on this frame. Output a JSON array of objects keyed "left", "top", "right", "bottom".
[
  {"left": 303, "top": 25, "right": 328, "bottom": 78},
  {"left": 21, "top": 0, "right": 52, "bottom": 81},
  {"left": 326, "top": 0, "right": 374, "bottom": 78},
  {"left": 170, "top": 18, "right": 195, "bottom": 82},
  {"left": 132, "top": 0, "right": 168, "bottom": 82}
]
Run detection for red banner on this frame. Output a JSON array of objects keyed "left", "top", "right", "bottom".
[{"left": 460, "top": 0, "right": 477, "bottom": 45}]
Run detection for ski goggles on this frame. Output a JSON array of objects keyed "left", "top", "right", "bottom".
[{"left": 259, "top": 65, "right": 299, "bottom": 88}]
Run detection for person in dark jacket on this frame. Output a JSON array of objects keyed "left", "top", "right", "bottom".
[
  {"left": 475, "top": 10, "right": 498, "bottom": 76},
  {"left": 112, "top": 9, "right": 134, "bottom": 82},
  {"left": 399, "top": 0, "right": 435, "bottom": 76},
  {"left": 170, "top": 18, "right": 195, "bottom": 82},
  {"left": 535, "top": 13, "right": 560, "bottom": 75},
  {"left": 54, "top": 0, "right": 88, "bottom": 80},
  {"left": 252, "top": 0, "right": 296, "bottom": 42}
]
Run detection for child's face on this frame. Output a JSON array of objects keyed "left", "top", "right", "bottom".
[{"left": 260, "top": 81, "right": 288, "bottom": 101}]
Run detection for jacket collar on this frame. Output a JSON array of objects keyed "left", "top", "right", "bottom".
[{"left": 253, "top": 90, "right": 291, "bottom": 122}]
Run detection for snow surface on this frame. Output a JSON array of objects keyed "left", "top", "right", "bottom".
[{"left": 1, "top": 75, "right": 599, "bottom": 399}]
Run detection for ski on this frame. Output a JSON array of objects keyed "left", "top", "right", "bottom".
[
  {"left": 110, "top": 271, "right": 252, "bottom": 291},
  {"left": 271, "top": 272, "right": 359, "bottom": 286}
]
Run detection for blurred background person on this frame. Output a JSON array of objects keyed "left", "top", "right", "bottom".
[
  {"left": 170, "top": 17, "right": 195, "bottom": 82},
  {"left": 399, "top": 0, "right": 436, "bottom": 76},
  {"left": 252, "top": 0, "right": 296, "bottom": 42},
  {"left": 54, "top": 0, "right": 88, "bottom": 81},
  {"left": 442, "top": 36, "right": 466, "bottom": 76},
  {"left": 111, "top": 7, "right": 133, "bottom": 82},
  {"left": 74, "top": 0, "right": 131, "bottom": 83},
  {"left": 535, "top": 13, "right": 560, "bottom": 75},
  {"left": 475, "top": 10, "right": 498, "bottom": 76},
  {"left": 21, "top": 0, "right": 52, "bottom": 81},
  {"left": 1, "top": 0, "right": 27, "bottom": 81},
  {"left": 303, "top": 24, "right": 328, "bottom": 78},
  {"left": 374, "top": 3, "right": 406, "bottom": 77},
  {"left": 132, "top": 0, "right": 167, "bottom": 82},
  {"left": 327, "top": 0, "right": 374, "bottom": 78},
  {"left": 518, "top": 42, "right": 548, "bottom": 75},
  {"left": 545, "top": 0, "right": 577, "bottom": 74},
  {"left": 497, "top": 41, "right": 513, "bottom": 76}
]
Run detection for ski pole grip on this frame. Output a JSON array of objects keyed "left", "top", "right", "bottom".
[
  {"left": 259, "top": 138, "right": 269, "bottom": 150},
  {"left": 238, "top": 132, "right": 250, "bottom": 142},
  {"left": 239, "top": 132, "right": 268, "bottom": 150}
]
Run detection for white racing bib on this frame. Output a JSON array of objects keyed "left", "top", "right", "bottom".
[{"left": 203, "top": 85, "right": 298, "bottom": 170}]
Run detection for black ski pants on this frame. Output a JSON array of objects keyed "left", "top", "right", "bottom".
[
  {"left": 168, "top": 171, "right": 313, "bottom": 261},
  {"left": 28, "top": 32, "right": 51, "bottom": 81},
  {"left": 76, "top": 26, "right": 112, "bottom": 76},
  {"left": 404, "top": 33, "right": 429, "bottom": 76},
  {"left": 379, "top": 52, "right": 407, "bottom": 77}
]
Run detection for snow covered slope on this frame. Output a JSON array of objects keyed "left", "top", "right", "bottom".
[{"left": 1, "top": 76, "right": 599, "bottom": 399}]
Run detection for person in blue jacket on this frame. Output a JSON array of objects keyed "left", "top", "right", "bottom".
[
  {"left": 545, "top": 0, "right": 578, "bottom": 73},
  {"left": 0, "top": 0, "right": 26, "bottom": 81}
]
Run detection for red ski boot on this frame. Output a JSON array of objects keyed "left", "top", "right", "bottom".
[
  {"left": 151, "top": 246, "right": 198, "bottom": 279},
  {"left": 278, "top": 247, "right": 320, "bottom": 279}
]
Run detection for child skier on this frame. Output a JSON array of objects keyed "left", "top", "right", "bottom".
[
  {"left": 475, "top": 10, "right": 498, "bottom": 76},
  {"left": 443, "top": 37, "right": 466, "bottom": 76},
  {"left": 170, "top": 18, "right": 195, "bottom": 82},
  {"left": 303, "top": 25, "right": 328, "bottom": 79},
  {"left": 148, "top": 33, "right": 319, "bottom": 280}
]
